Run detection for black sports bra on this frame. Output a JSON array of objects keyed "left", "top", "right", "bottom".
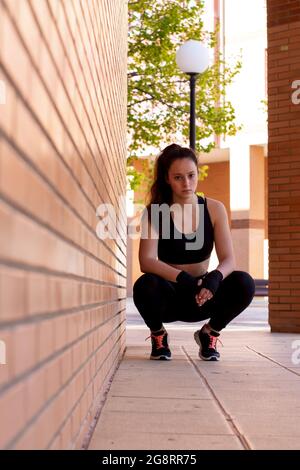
[{"left": 157, "top": 195, "right": 214, "bottom": 265}]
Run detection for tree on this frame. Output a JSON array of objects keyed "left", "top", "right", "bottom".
[{"left": 127, "top": 0, "right": 241, "bottom": 190}]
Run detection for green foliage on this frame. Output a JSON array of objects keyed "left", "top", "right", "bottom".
[
  {"left": 260, "top": 98, "right": 268, "bottom": 114},
  {"left": 127, "top": 156, "right": 154, "bottom": 194},
  {"left": 127, "top": 0, "right": 242, "bottom": 190}
]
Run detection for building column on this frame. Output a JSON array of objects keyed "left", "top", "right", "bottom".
[
  {"left": 267, "top": 1, "right": 300, "bottom": 332},
  {"left": 230, "top": 142, "right": 266, "bottom": 278}
]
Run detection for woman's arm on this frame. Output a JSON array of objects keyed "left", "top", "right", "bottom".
[
  {"left": 138, "top": 209, "right": 181, "bottom": 282},
  {"left": 139, "top": 236, "right": 181, "bottom": 282},
  {"left": 195, "top": 200, "right": 236, "bottom": 306},
  {"left": 213, "top": 201, "right": 236, "bottom": 279}
]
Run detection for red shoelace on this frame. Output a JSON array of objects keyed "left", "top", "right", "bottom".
[
  {"left": 209, "top": 335, "right": 218, "bottom": 349},
  {"left": 208, "top": 333, "right": 223, "bottom": 349},
  {"left": 145, "top": 332, "right": 166, "bottom": 349}
]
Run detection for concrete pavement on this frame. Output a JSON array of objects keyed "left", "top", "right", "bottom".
[{"left": 89, "top": 298, "right": 300, "bottom": 450}]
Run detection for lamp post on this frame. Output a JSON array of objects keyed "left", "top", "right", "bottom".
[{"left": 176, "top": 40, "right": 210, "bottom": 150}]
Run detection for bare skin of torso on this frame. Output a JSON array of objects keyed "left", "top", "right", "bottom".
[{"left": 167, "top": 197, "right": 215, "bottom": 278}]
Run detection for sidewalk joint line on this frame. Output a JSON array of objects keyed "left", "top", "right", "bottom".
[
  {"left": 246, "top": 346, "right": 300, "bottom": 377},
  {"left": 181, "top": 346, "right": 252, "bottom": 451}
]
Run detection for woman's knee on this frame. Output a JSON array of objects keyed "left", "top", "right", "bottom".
[
  {"left": 133, "top": 273, "right": 163, "bottom": 299},
  {"left": 227, "top": 270, "right": 256, "bottom": 299}
]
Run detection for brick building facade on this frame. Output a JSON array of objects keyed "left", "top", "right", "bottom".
[
  {"left": 267, "top": 1, "right": 300, "bottom": 332},
  {"left": 0, "top": 0, "right": 127, "bottom": 449}
]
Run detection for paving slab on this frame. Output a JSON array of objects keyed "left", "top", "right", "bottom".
[
  {"left": 89, "top": 298, "right": 300, "bottom": 450},
  {"left": 89, "top": 431, "right": 244, "bottom": 451}
]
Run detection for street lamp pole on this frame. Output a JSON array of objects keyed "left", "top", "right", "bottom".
[
  {"left": 189, "top": 73, "right": 198, "bottom": 150},
  {"left": 176, "top": 40, "right": 210, "bottom": 151}
]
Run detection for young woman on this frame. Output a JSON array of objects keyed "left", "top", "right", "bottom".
[{"left": 133, "top": 144, "right": 255, "bottom": 361}]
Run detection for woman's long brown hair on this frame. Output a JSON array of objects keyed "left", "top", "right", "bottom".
[{"left": 146, "top": 143, "right": 199, "bottom": 212}]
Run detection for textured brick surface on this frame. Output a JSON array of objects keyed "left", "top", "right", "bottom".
[
  {"left": 267, "top": 2, "right": 300, "bottom": 331},
  {"left": 0, "top": 0, "right": 127, "bottom": 449}
]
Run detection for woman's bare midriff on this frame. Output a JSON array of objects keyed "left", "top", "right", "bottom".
[{"left": 168, "top": 259, "right": 210, "bottom": 278}]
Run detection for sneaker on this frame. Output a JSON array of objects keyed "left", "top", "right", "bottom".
[
  {"left": 194, "top": 326, "right": 221, "bottom": 361},
  {"left": 146, "top": 330, "right": 172, "bottom": 360}
]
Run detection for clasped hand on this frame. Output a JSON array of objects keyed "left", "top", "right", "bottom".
[{"left": 195, "top": 278, "right": 213, "bottom": 307}]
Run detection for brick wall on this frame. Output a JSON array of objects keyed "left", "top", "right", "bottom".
[
  {"left": 267, "top": 1, "right": 300, "bottom": 332},
  {"left": 0, "top": 0, "right": 127, "bottom": 449},
  {"left": 196, "top": 161, "right": 230, "bottom": 221}
]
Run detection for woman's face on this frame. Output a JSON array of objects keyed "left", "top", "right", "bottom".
[{"left": 166, "top": 158, "right": 198, "bottom": 198}]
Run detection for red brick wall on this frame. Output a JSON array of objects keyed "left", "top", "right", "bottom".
[
  {"left": 267, "top": 1, "right": 300, "bottom": 332},
  {"left": 0, "top": 0, "right": 127, "bottom": 449},
  {"left": 197, "top": 161, "right": 230, "bottom": 222}
]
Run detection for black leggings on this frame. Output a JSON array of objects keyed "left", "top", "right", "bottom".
[{"left": 133, "top": 270, "right": 256, "bottom": 332}]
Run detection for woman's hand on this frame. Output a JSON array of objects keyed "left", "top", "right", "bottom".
[{"left": 195, "top": 278, "right": 213, "bottom": 306}]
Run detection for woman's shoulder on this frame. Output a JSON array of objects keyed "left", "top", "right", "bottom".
[
  {"left": 205, "top": 197, "right": 226, "bottom": 227},
  {"left": 205, "top": 197, "right": 224, "bottom": 209}
]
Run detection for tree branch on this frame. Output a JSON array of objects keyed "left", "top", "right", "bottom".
[
  {"left": 133, "top": 86, "right": 179, "bottom": 111},
  {"left": 128, "top": 97, "right": 153, "bottom": 108},
  {"left": 128, "top": 72, "right": 139, "bottom": 78}
]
